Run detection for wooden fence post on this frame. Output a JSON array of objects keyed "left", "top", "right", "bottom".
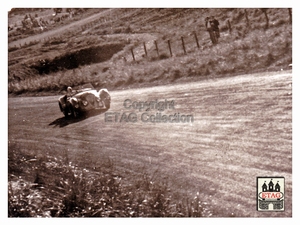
[
  {"left": 244, "top": 9, "right": 250, "bottom": 27},
  {"left": 143, "top": 42, "right": 148, "bottom": 57},
  {"left": 227, "top": 20, "right": 232, "bottom": 34},
  {"left": 261, "top": 8, "right": 269, "bottom": 29},
  {"left": 288, "top": 8, "right": 292, "bottom": 24},
  {"left": 167, "top": 40, "right": 173, "bottom": 57},
  {"left": 131, "top": 48, "right": 135, "bottom": 61},
  {"left": 181, "top": 36, "right": 186, "bottom": 54},
  {"left": 154, "top": 40, "right": 159, "bottom": 57},
  {"left": 194, "top": 32, "right": 200, "bottom": 49}
]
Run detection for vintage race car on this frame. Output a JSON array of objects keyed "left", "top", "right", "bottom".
[{"left": 58, "top": 84, "right": 111, "bottom": 118}]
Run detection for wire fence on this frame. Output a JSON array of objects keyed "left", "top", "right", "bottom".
[{"left": 9, "top": 8, "right": 292, "bottom": 59}]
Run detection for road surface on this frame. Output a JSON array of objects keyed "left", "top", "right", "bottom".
[{"left": 8, "top": 71, "right": 292, "bottom": 217}]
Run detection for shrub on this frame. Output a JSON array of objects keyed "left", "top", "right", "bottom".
[
  {"left": 8, "top": 149, "right": 205, "bottom": 217},
  {"left": 159, "top": 53, "right": 169, "bottom": 60},
  {"left": 172, "top": 69, "right": 182, "bottom": 80},
  {"left": 126, "top": 75, "right": 135, "bottom": 85}
]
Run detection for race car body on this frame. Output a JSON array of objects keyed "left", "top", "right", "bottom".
[{"left": 58, "top": 84, "right": 111, "bottom": 118}]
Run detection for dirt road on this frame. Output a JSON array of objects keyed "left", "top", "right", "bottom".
[
  {"left": 8, "top": 9, "right": 115, "bottom": 48},
  {"left": 8, "top": 71, "right": 292, "bottom": 217}
]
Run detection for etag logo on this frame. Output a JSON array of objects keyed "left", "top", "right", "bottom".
[{"left": 257, "top": 177, "right": 285, "bottom": 211}]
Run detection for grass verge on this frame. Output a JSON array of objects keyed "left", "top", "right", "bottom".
[{"left": 8, "top": 147, "right": 206, "bottom": 217}]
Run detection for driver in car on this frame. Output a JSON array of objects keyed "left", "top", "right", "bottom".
[{"left": 64, "top": 86, "right": 74, "bottom": 109}]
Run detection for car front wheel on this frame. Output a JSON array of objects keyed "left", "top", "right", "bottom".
[
  {"left": 70, "top": 106, "right": 80, "bottom": 118},
  {"left": 59, "top": 102, "right": 70, "bottom": 118}
]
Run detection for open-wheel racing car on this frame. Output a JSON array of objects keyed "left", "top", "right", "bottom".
[{"left": 58, "top": 83, "right": 111, "bottom": 118}]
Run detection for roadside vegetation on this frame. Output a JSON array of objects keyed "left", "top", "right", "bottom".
[
  {"left": 8, "top": 147, "right": 205, "bottom": 217},
  {"left": 8, "top": 8, "right": 292, "bottom": 96}
]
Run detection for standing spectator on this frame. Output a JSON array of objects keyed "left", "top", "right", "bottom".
[
  {"left": 205, "top": 16, "right": 220, "bottom": 44},
  {"left": 210, "top": 16, "right": 220, "bottom": 38}
]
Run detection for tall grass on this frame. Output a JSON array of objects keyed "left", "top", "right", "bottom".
[
  {"left": 8, "top": 8, "right": 292, "bottom": 96},
  {"left": 8, "top": 147, "right": 206, "bottom": 217},
  {"left": 8, "top": 25, "right": 292, "bottom": 95}
]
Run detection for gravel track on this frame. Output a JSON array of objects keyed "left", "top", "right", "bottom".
[{"left": 8, "top": 71, "right": 292, "bottom": 217}]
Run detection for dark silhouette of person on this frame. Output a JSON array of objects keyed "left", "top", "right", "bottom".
[{"left": 210, "top": 16, "right": 220, "bottom": 38}]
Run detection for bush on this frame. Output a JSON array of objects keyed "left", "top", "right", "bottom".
[
  {"left": 8, "top": 149, "right": 205, "bottom": 217},
  {"left": 159, "top": 53, "right": 169, "bottom": 60}
]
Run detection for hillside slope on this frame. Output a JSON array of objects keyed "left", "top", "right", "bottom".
[{"left": 8, "top": 8, "right": 292, "bottom": 96}]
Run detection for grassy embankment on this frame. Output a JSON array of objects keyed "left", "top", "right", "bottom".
[
  {"left": 8, "top": 8, "right": 292, "bottom": 96},
  {"left": 8, "top": 146, "right": 205, "bottom": 217}
]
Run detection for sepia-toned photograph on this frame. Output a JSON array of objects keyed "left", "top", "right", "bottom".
[{"left": 7, "top": 3, "right": 294, "bottom": 221}]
